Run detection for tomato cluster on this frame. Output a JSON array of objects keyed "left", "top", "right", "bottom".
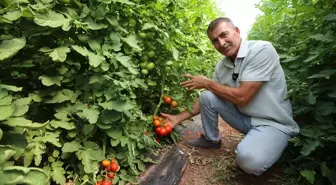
[
  {"left": 95, "top": 159, "right": 120, "bottom": 185},
  {"left": 153, "top": 116, "right": 173, "bottom": 137},
  {"left": 163, "top": 95, "right": 178, "bottom": 108}
]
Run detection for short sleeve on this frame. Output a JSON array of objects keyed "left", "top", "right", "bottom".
[{"left": 241, "top": 43, "right": 279, "bottom": 82}]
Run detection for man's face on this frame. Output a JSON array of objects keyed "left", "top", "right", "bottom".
[{"left": 208, "top": 22, "right": 241, "bottom": 57}]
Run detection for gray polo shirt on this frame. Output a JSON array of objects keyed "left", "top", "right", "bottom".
[{"left": 213, "top": 40, "right": 300, "bottom": 136}]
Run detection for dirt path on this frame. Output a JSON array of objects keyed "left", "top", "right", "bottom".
[{"left": 178, "top": 117, "right": 284, "bottom": 185}]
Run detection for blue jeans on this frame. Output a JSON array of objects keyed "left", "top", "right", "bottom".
[{"left": 199, "top": 90, "right": 290, "bottom": 175}]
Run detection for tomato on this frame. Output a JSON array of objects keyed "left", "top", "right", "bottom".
[
  {"left": 146, "top": 62, "right": 155, "bottom": 70},
  {"left": 107, "top": 172, "right": 115, "bottom": 179},
  {"left": 102, "top": 160, "right": 110, "bottom": 167},
  {"left": 144, "top": 131, "right": 148, "bottom": 135},
  {"left": 163, "top": 96, "right": 172, "bottom": 104},
  {"left": 140, "top": 62, "right": 146, "bottom": 68},
  {"left": 141, "top": 55, "right": 148, "bottom": 62},
  {"left": 106, "top": 166, "right": 111, "bottom": 172},
  {"left": 158, "top": 127, "right": 167, "bottom": 136},
  {"left": 139, "top": 32, "right": 147, "bottom": 39},
  {"left": 165, "top": 124, "right": 173, "bottom": 134},
  {"left": 155, "top": 138, "right": 160, "bottom": 143},
  {"left": 158, "top": 117, "right": 164, "bottom": 122},
  {"left": 153, "top": 120, "right": 161, "bottom": 127},
  {"left": 171, "top": 101, "right": 178, "bottom": 108},
  {"left": 110, "top": 162, "right": 119, "bottom": 172},
  {"left": 141, "top": 69, "right": 148, "bottom": 75},
  {"left": 102, "top": 180, "right": 112, "bottom": 185},
  {"left": 129, "top": 19, "right": 136, "bottom": 27},
  {"left": 95, "top": 181, "right": 101, "bottom": 185},
  {"left": 153, "top": 116, "right": 158, "bottom": 120},
  {"left": 148, "top": 51, "right": 155, "bottom": 58},
  {"left": 147, "top": 32, "right": 155, "bottom": 39},
  {"left": 110, "top": 159, "right": 117, "bottom": 164}
]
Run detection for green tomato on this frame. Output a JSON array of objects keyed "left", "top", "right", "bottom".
[
  {"left": 148, "top": 51, "right": 155, "bottom": 58},
  {"left": 146, "top": 62, "right": 155, "bottom": 70},
  {"left": 139, "top": 32, "right": 147, "bottom": 39},
  {"left": 166, "top": 60, "right": 174, "bottom": 66},
  {"left": 130, "top": 19, "right": 136, "bottom": 26},
  {"left": 147, "top": 32, "right": 155, "bottom": 39},
  {"left": 141, "top": 69, "right": 149, "bottom": 75},
  {"left": 140, "top": 62, "right": 147, "bottom": 68},
  {"left": 141, "top": 55, "right": 148, "bottom": 62}
]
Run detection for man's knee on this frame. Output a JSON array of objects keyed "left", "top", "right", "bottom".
[
  {"left": 236, "top": 149, "right": 269, "bottom": 176},
  {"left": 199, "top": 90, "right": 217, "bottom": 106}
]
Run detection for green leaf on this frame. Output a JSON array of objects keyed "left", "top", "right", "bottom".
[
  {"left": 88, "top": 40, "right": 101, "bottom": 52},
  {"left": 3, "top": 10, "right": 22, "bottom": 21},
  {"left": 0, "top": 95, "right": 12, "bottom": 106},
  {"left": 327, "top": 169, "right": 336, "bottom": 185},
  {"left": 0, "top": 128, "right": 2, "bottom": 141},
  {"left": 310, "top": 34, "right": 334, "bottom": 42},
  {"left": 83, "top": 108, "right": 100, "bottom": 124},
  {"left": 4, "top": 118, "right": 49, "bottom": 129},
  {"left": 97, "top": 0, "right": 112, "bottom": 3},
  {"left": 49, "top": 47, "right": 70, "bottom": 62},
  {"left": 99, "top": 100, "right": 135, "bottom": 112},
  {"left": 41, "top": 133, "right": 62, "bottom": 147},
  {"left": 115, "top": 54, "right": 138, "bottom": 74},
  {"left": 0, "top": 105, "right": 15, "bottom": 121},
  {"left": 316, "top": 101, "right": 335, "bottom": 116},
  {"left": 88, "top": 53, "right": 105, "bottom": 67},
  {"left": 50, "top": 120, "right": 76, "bottom": 130},
  {"left": 321, "top": 162, "right": 329, "bottom": 177},
  {"left": 84, "top": 17, "right": 108, "bottom": 30},
  {"left": 34, "top": 10, "right": 66, "bottom": 28},
  {"left": 99, "top": 110, "right": 122, "bottom": 123},
  {"left": 141, "top": 23, "right": 157, "bottom": 30},
  {"left": 0, "top": 132, "right": 28, "bottom": 151},
  {"left": 62, "top": 141, "right": 82, "bottom": 153},
  {"left": 51, "top": 161, "right": 66, "bottom": 185},
  {"left": 24, "top": 149, "right": 34, "bottom": 167},
  {"left": 13, "top": 97, "right": 31, "bottom": 106},
  {"left": 71, "top": 45, "right": 89, "bottom": 56},
  {"left": 308, "top": 69, "right": 336, "bottom": 79},
  {"left": 39, "top": 75, "right": 63, "bottom": 86},
  {"left": 12, "top": 105, "right": 29, "bottom": 117},
  {"left": 106, "top": 129, "right": 122, "bottom": 139},
  {"left": 2, "top": 166, "right": 49, "bottom": 185},
  {"left": 0, "top": 37, "right": 26, "bottom": 61},
  {"left": 137, "top": 161, "right": 145, "bottom": 171},
  {"left": 44, "top": 89, "right": 78, "bottom": 103},
  {"left": 77, "top": 149, "right": 104, "bottom": 173},
  {"left": 121, "top": 35, "right": 142, "bottom": 51},
  {"left": 301, "top": 140, "right": 320, "bottom": 156},
  {"left": 172, "top": 46, "right": 179, "bottom": 60},
  {"left": 325, "top": 14, "right": 336, "bottom": 21},
  {"left": 83, "top": 124, "right": 95, "bottom": 135},
  {"left": 0, "top": 146, "right": 17, "bottom": 165},
  {"left": 301, "top": 170, "right": 315, "bottom": 184},
  {"left": 113, "top": 0, "right": 135, "bottom": 5}
]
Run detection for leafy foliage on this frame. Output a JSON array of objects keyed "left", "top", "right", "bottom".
[
  {"left": 0, "top": 0, "right": 220, "bottom": 184},
  {"left": 249, "top": 0, "right": 336, "bottom": 184}
]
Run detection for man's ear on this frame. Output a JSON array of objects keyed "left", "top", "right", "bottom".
[{"left": 235, "top": 26, "right": 240, "bottom": 34}]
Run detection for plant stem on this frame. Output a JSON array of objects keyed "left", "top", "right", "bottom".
[
  {"left": 154, "top": 79, "right": 166, "bottom": 116},
  {"left": 102, "top": 135, "right": 107, "bottom": 157}
]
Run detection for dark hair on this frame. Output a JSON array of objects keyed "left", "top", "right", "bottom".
[{"left": 207, "top": 17, "right": 236, "bottom": 35}]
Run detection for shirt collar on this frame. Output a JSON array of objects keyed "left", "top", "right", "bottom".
[
  {"left": 236, "top": 39, "right": 248, "bottom": 58},
  {"left": 221, "top": 40, "right": 248, "bottom": 68}
]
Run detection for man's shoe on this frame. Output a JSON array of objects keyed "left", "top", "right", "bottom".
[{"left": 186, "top": 134, "right": 221, "bottom": 149}]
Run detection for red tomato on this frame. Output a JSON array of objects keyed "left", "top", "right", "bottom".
[
  {"left": 163, "top": 96, "right": 172, "bottom": 104},
  {"left": 165, "top": 124, "right": 172, "bottom": 134},
  {"left": 107, "top": 172, "right": 115, "bottom": 179},
  {"left": 102, "top": 180, "right": 112, "bottom": 185},
  {"left": 155, "top": 127, "right": 162, "bottom": 135},
  {"left": 153, "top": 116, "right": 158, "bottom": 120},
  {"left": 101, "top": 160, "right": 110, "bottom": 168},
  {"left": 110, "top": 162, "right": 119, "bottom": 172},
  {"left": 106, "top": 166, "right": 111, "bottom": 172},
  {"left": 95, "top": 181, "right": 101, "bottom": 185},
  {"left": 158, "top": 127, "right": 167, "bottom": 136}
]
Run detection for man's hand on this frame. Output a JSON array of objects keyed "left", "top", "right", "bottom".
[
  {"left": 180, "top": 74, "right": 212, "bottom": 91},
  {"left": 160, "top": 112, "right": 180, "bottom": 128}
]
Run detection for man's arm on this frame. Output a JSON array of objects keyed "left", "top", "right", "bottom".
[{"left": 206, "top": 81, "right": 263, "bottom": 106}]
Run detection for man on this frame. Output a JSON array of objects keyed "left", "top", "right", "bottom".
[{"left": 161, "top": 17, "right": 300, "bottom": 176}]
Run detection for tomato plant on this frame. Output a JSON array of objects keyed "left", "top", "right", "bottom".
[{"left": 0, "top": 0, "right": 220, "bottom": 184}]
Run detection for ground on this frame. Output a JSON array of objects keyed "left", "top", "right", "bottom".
[{"left": 178, "top": 117, "right": 285, "bottom": 185}]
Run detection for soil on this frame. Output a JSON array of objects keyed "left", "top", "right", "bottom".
[{"left": 178, "top": 117, "right": 285, "bottom": 185}]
